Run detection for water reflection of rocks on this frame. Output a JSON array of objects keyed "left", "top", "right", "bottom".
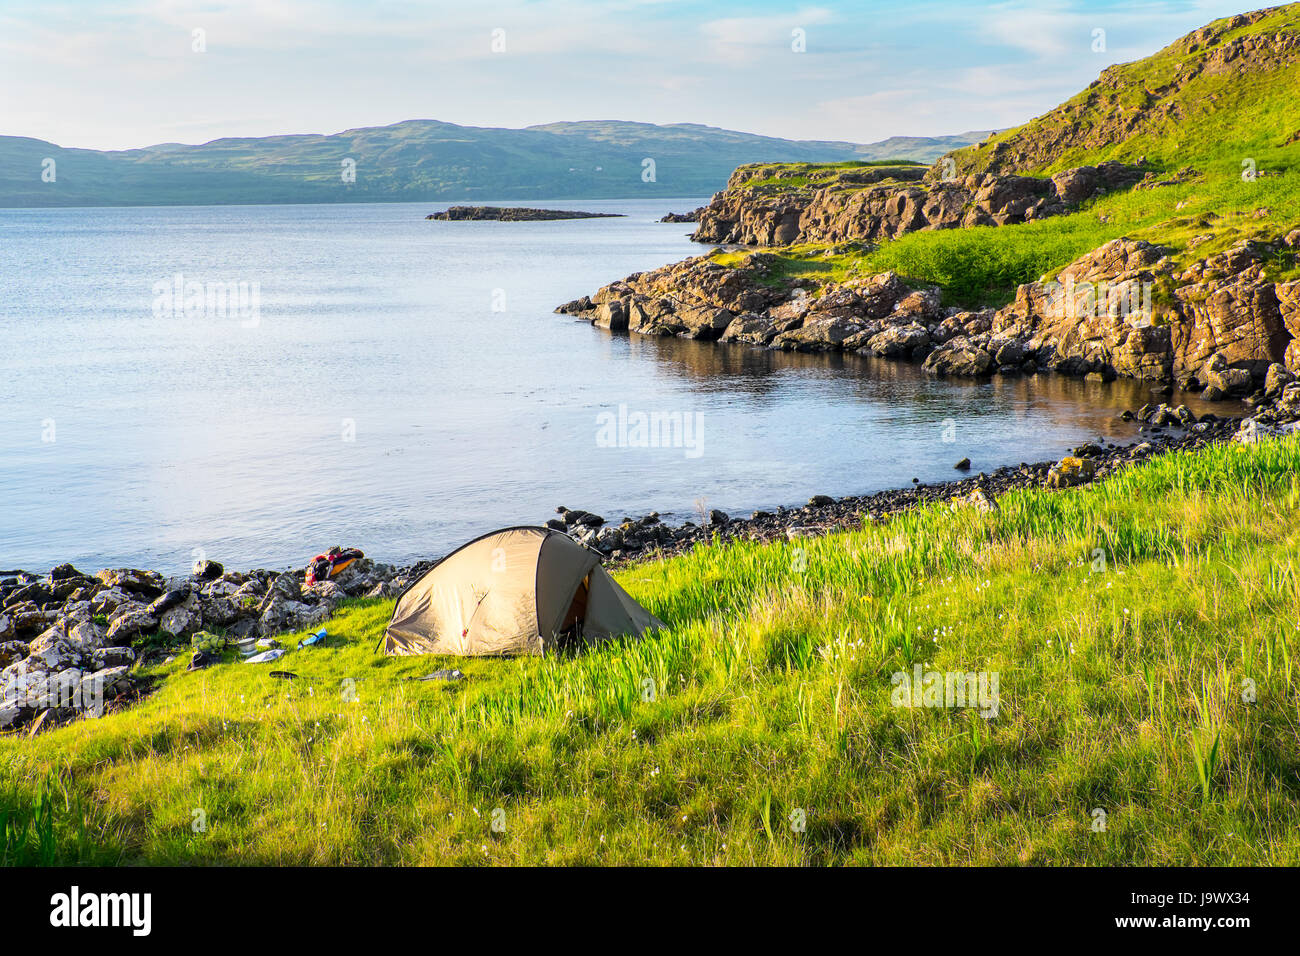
[{"left": 607, "top": 328, "right": 1243, "bottom": 445}]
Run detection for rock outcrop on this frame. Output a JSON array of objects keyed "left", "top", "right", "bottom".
[
  {"left": 689, "top": 162, "right": 1143, "bottom": 247},
  {"left": 660, "top": 208, "right": 703, "bottom": 223},
  {"left": 996, "top": 236, "right": 1300, "bottom": 386}
]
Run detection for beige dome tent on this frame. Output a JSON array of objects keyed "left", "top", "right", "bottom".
[{"left": 381, "top": 526, "right": 665, "bottom": 656}]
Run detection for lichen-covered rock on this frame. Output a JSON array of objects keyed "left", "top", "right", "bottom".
[
  {"left": 718, "top": 312, "right": 779, "bottom": 346},
  {"left": 991, "top": 239, "right": 1175, "bottom": 381},
  {"left": 893, "top": 286, "right": 944, "bottom": 317},
  {"left": 950, "top": 487, "right": 1000, "bottom": 513},
  {"left": 201, "top": 595, "right": 243, "bottom": 627},
  {"left": 592, "top": 297, "right": 628, "bottom": 331},
  {"left": 148, "top": 586, "right": 191, "bottom": 617},
  {"left": 258, "top": 596, "right": 328, "bottom": 637},
  {"left": 158, "top": 592, "right": 202, "bottom": 638},
  {"left": 5, "top": 602, "right": 56, "bottom": 637},
  {"left": 193, "top": 559, "right": 225, "bottom": 580},
  {"left": 0, "top": 640, "right": 29, "bottom": 669},
  {"left": 90, "top": 587, "right": 133, "bottom": 616},
  {"left": 259, "top": 572, "right": 302, "bottom": 610},
  {"left": 25, "top": 631, "right": 85, "bottom": 673},
  {"left": 105, "top": 607, "right": 157, "bottom": 644},
  {"left": 1235, "top": 417, "right": 1300, "bottom": 444},
  {"left": 303, "top": 580, "right": 349, "bottom": 610},
  {"left": 90, "top": 646, "right": 135, "bottom": 670},
  {"left": 989, "top": 338, "right": 1029, "bottom": 367},
  {"left": 771, "top": 313, "right": 869, "bottom": 352},
  {"left": 230, "top": 580, "right": 266, "bottom": 604},
  {"left": 1274, "top": 382, "right": 1300, "bottom": 419},
  {"left": 365, "top": 581, "right": 401, "bottom": 600},
  {"left": 1204, "top": 364, "right": 1254, "bottom": 396},
  {"left": 199, "top": 577, "right": 240, "bottom": 599},
  {"left": 48, "top": 563, "right": 84, "bottom": 581},
  {"left": 4, "top": 581, "right": 52, "bottom": 607},
  {"left": 95, "top": 568, "right": 165, "bottom": 597},
  {"left": 1264, "top": 362, "right": 1295, "bottom": 396},
  {"left": 65, "top": 619, "right": 107, "bottom": 649},
  {"left": 1046, "top": 456, "right": 1098, "bottom": 488}
]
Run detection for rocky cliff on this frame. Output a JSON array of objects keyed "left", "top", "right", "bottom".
[{"left": 690, "top": 161, "right": 1144, "bottom": 246}]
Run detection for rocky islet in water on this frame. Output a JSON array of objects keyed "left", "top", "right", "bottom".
[{"left": 426, "top": 206, "right": 625, "bottom": 221}]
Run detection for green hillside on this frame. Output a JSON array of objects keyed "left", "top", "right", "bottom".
[{"left": 945, "top": 4, "right": 1300, "bottom": 177}]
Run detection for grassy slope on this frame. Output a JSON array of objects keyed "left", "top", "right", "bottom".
[
  {"left": 713, "top": 155, "right": 1300, "bottom": 308},
  {"left": 5, "top": 437, "right": 1300, "bottom": 865},
  {"left": 725, "top": 161, "right": 926, "bottom": 195},
  {"left": 948, "top": 5, "right": 1300, "bottom": 177}
]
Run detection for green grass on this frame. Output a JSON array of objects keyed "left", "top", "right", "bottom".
[
  {"left": 732, "top": 161, "right": 926, "bottom": 195},
  {"left": 711, "top": 153, "right": 1300, "bottom": 308},
  {"left": 5, "top": 437, "right": 1300, "bottom": 865}
]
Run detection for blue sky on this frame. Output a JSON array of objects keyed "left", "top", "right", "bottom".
[{"left": 0, "top": 0, "right": 1272, "bottom": 150}]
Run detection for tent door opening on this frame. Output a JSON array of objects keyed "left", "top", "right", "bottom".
[{"left": 557, "top": 573, "right": 591, "bottom": 646}]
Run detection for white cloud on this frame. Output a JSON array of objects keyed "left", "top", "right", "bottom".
[
  {"left": 976, "top": 3, "right": 1089, "bottom": 59},
  {"left": 700, "top": 7, "right": 835, "bottom": 63}
]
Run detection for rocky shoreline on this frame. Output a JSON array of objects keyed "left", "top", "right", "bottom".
[
  {"left": 556, "top": 234, "right": 1300, "bottom": 396},
  {"left": 7, "top": 388, "right": 1297, "bottom": 736},
  {"left": 0, "top": 555, "right": 432, "bottom": 734},
  {"left": 550, "top": 404, "right": 1295, "bottom": 563}
]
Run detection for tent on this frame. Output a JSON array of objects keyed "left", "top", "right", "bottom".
[{"left": 380, "top": 526, "right": 665, "bottom": 656}]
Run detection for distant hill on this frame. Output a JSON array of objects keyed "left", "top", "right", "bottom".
[{"left": 0, "top": 120, "right": 993, "bottom": 208}]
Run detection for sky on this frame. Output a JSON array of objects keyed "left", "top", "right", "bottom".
[{"left": 0, "top": 0, "right": 1274, "bottom": 151}]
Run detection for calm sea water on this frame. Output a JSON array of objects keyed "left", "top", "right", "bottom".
[{"left": 0, "top": 200, "right": 1218, "bottom": 574}]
